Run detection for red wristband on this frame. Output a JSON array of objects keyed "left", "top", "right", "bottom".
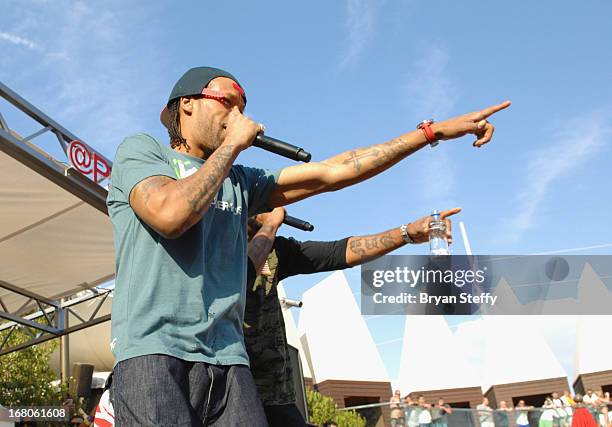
[{"left": 420, "top": 122, "right": 437, "bottom": 143}]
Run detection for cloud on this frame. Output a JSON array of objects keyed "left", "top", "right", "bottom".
[
  {"left": 42, "top": 2, "right": 144, "bottom": 146},
  {"left": 0, "top": 32, "right": 38, "bottom": 50},
  {"left": 418, "top": 149, "right": 456, "bottom": 205},
  {"left": 404, "top": 46, "right": 457, "bottom": 119},
  {"left": 1, "top": 1, "right": 168, "bottom": 156},
  {"left": 511, "top": 110, "right": 611, "bottom": 234},
  {"left": 338, "top": 0, "right": 376, "bottom": 69},
  {"left": 403, "top": 45, "right": 459, "bottom": 205}
]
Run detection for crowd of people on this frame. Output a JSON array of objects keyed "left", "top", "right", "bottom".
[
  {"left": 389, "top": 391, "right": 454, "bottom": 427},
  {"left": 388, "top": 390, "right": 612, "bottom": 427}
]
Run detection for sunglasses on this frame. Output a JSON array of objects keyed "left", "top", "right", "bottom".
[{"left": 198, "top": 82, "right": 246, "bottom": 111}]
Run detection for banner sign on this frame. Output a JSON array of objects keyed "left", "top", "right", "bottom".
[
  {"left": 68, "top": 140, "right": 110, "bottom": 184},
  {"left": 361, "top": 255, "right": 612, "bottom": 315}
]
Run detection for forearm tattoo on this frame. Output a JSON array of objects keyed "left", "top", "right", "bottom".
[
  {"left": 342, "top": 149, "right": 381, "bottom": 172},
  {"left": 175, "top": 144, "right": 236, "bottom": 216},
  {"left": 365, "top": 237, "right": 379, "bottom": 250},
  {"left": 338, "top": 136, "right": 416, "bottom": 173},
  {"left": 379, "top": 232, "right": 396, "bottom": 248},
  {"left": 349, "top": 239, "right": 366, "bottom": 256},
  {"left": 349, "top": 231, "right": 401, "bottom": 262},
  {"left": 248, "top": 224, "right": 276, "bottom": 273}
]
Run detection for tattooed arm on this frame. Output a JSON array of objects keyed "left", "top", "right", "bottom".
[
  {"left": 129, "top": 108, "right": 262, "bottom": 239},
  {"left": 346, "top": 207, "right": 462, "bottom": 266},
  {"left": 346, "top": 227, "right": 407, "bottom": 267},
  {"left": 267, "top": 132, "right": 425, "bottom": 207},
  {"left": 129, "top": 144, "right": 239, "bottom": 238},
  {"left": 267, "top": 101, "right": 510, "bottom": 207},
  {"left": 247, "top": 208, "right": 286, "bottom": 273}
]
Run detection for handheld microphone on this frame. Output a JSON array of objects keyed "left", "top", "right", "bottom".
[
  {"left": 280, "top": 297, "right": 303, "bottom": 308},
  {"left": 254, "top": 134, "right": 312, "bottom": 163},
  {"left": 284, "top": 215, "right": 314, "bottom": 232}
]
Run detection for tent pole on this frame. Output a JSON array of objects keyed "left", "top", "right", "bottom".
[{"left": 59, "top": 303, "right": 70, "bottom": 382}]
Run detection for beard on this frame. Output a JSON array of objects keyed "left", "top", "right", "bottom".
[{"left": 194, "top": 118, "right": 224, "bottom": 159}]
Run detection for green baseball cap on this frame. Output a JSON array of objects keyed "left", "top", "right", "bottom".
[{"left": 160, "top": 66, "right": 246, "bottom": 128}]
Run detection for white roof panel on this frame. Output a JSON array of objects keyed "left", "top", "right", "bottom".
[{"left": 298, "top": 271, "right": 389, "bottom": 383}]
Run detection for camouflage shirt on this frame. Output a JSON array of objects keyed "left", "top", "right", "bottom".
[{"left": 244, "top": 236, "right": 349, "bottom": 406}]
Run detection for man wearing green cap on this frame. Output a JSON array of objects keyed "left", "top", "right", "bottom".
[{"left": 107, "top": 66, "right": 510, "bottom": 425}]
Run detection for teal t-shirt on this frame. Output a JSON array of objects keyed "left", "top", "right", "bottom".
[{"left": 106, "top": 133, "right": 280, "bottom": 366}]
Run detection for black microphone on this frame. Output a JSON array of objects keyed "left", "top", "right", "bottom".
[
  {"left": 283, "top": 215, "right": 314, "bottom": 232},
  {"left": 254, "top": 134, "right": 311, "bottom": 163}
]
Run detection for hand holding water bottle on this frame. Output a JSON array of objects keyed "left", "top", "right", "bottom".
[
  {"left": 405, "top": 208, "right": 461, "bottom": 247},
  {"left": 428, "top": 209, "right": 457, "bottom": 255}
]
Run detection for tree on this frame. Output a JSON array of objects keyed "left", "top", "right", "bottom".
[
  {"left": 307, "top": 389, "right": 366, "bottom": 427},
  {"left": 0, "top": 325, "right": 80, "bottom": 412}
]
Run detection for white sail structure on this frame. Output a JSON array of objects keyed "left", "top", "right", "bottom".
[
  {"left": 574, "top": 266, "right": 612, "bottom": 377},
  {"left": 455, "top": 316, "right": 567, "bottom": 391},
  {"left": 297, "top": 271, "right": 389, "bottom": 384},
  {"left": 398, "top": 315, "right": 480, "bottom": 393}
]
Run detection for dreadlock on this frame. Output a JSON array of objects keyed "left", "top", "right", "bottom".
[{"left": 167, "top": 98, "right": 189, "bottom": 151}]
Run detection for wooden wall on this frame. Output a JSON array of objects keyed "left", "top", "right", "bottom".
[
  {"left": 573, "top": 369, "right": 612, "bottom": 395},
  {"left": 485, "top": 377, "right": 570, "bottom": 408}
]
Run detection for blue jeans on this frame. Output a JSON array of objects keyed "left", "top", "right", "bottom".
[{"left": 112, "top": 354, "right": 267, "bottom": 426}]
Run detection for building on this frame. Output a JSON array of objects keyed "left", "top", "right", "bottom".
[{"left": 298, "top": 271, "right": 393, "bottom": 426}]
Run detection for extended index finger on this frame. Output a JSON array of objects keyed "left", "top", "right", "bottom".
[
  {"left": 439, "top": 207, "right": 462, "bottom": 219},
  {"left": 474, "top": 100, "right": 512, "bottom": 120}
]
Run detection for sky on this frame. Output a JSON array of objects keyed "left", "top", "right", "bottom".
[{"left": 2, "top": 0, "right": 611, "bottom": 391}]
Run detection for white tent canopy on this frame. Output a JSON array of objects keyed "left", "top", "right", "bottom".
[
  {"left": 0, "top": 150, "right": 114, "bottom": 313},
  {"left": 0, "top": 81, "right": 115, "bottom": 359}
]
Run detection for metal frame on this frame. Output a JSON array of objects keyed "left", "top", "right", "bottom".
[
  {"left": 0, "top": 288, "right": 112, "bottom": 356},
  {"left": 0, "top": 81, "right": 112, "bottom": 165},
  {"left": 0, "top": 80, "right": 115, "bottom": 357},
  {"left": 0, "top": 82, "right": 110, "bottom": 214}
]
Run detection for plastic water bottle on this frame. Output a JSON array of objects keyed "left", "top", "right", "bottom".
[{"left": 429, "top": 210, "right": 450, "bottom": 255}]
